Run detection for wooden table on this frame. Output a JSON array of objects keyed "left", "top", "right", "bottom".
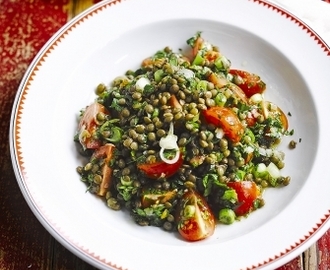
[{"left": 0, "top": 0, "right": 329, "bottom": 269}]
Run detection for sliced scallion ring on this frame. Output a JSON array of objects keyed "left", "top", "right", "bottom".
[
  {"left": 159, "top": 122, "right": 180, "bottom": 164},
  {"left": 177, "top": 68, "right": 195, "bottom": 79},
  {"left": 159, "top": 147, "right": 180, "bottom": 164},
  {"left": 135, "top": 77, "right": 151, "bottom": 91}
]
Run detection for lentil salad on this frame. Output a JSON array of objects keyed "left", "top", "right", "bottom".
[{"left": 74, "top": 32, "right": 291, "bottom": 241}]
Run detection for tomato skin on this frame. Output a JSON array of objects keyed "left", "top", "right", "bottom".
[
  {"left": 227, "top": 181, "right": 260, "bottom": 216},
  {"left": 138, "top": 153, "right": 183, "bottom": 179},
  {"left": 202, "top": 106, "right": 244, "bottom": 143},
  {"left": 177, "top": 189, "right": 215, "bottom": 241},
  {"left": 229, "top": 69, "right": 266, "bottom": 98},
  {"left": 78, "top": 102, "right": 109, "bottom": 149}
]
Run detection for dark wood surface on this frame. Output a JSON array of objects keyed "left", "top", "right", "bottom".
[{"left": 0, "top": 1, "right": 328, "bottom": 269}]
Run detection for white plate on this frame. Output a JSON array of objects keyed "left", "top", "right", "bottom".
[{"left": 9, "top": 0, "right": 330, "bottom": 269}]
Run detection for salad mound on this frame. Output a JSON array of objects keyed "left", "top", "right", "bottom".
[{"left": 74, "top": 32, "right": 292, "bottom": 241}]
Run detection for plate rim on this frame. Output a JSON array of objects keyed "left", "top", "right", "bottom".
[{"left": 9, "top": 0, "right": 330, "bottom": 269}]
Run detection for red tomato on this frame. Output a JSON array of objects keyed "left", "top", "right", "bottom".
[
  {"left": 202, "top": 106, "right": 244, "bottom": 143},
  {"left": 137, "top": 153, "right": 183, "bottom": 179},
  {"left": 78, "top": 102, "right": 109, "bottom": 149},
  {"left": 229, "top": 69, "right": 266, "bottom": 98},
  {"left": 227, "top": 181, "right": 260, "bottom": 216},
  {"left": 177, "top": 189, "right": 215, "bottom": 241},
  {"left": 92, "top": 143, "right": 115, "bottom": 197}
]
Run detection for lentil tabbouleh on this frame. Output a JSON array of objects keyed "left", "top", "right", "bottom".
[{"left": 74, "top": 32, "right": 292, "bottom": 241}]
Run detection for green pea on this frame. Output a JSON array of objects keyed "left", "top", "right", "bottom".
[{"left": 218, "top": 208, "right": 236, "bottom": 225}]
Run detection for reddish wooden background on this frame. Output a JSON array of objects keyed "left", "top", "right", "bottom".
[{"left": 0, "top": 0, "right": 329, "bottom": 269}]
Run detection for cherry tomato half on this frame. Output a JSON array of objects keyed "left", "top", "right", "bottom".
[
  {"left": 227, "top": 181, "right": 260, "bottom": 216},
  {"left": 177, "top": 189, "right": 215, "bottom": 241},
  {"left": 202, "top": 106, "right": 244, "bottom": 143},
  {"left": 137, "top": 153, "right": 183, "bottom": 179},
  {"left": 78, "top": 102, "right": 109, "bottom": 149},
  {"left": 229, "top": 69, "right": 266, "bottom": 98}
]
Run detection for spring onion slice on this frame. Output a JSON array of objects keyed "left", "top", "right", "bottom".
[
  {"left": 215, "top": 127, "right": 224, "bottom": 139},
  {"left": 177, "top": 68, "right": 195, "bottom": 79},
  {"left": 159, "top": 122, "right": 180, "bottom": 164},
  {"left": 135, "top": 77, "right": 150, "bottom": 91},
  {"left": 267, "top": 162, "right": 281, "bottom": 179}
]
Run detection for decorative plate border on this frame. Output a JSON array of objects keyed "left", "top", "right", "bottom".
[{"left": 11, "top": 0, "right": 330, "bottom": 269}]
